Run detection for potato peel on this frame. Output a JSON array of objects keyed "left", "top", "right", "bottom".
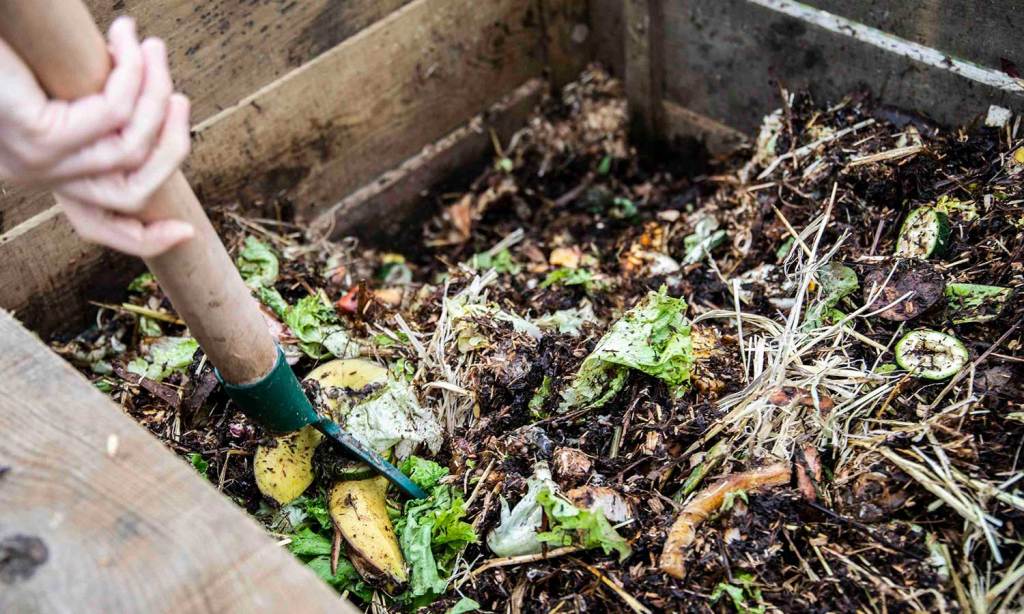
[
  {"left": 254, "top": 425, "right": 323, "bottom": 505},
  {"left": 659, "top": 462, "right": 791, "bottom": 579},
  {"left": 329, "top": 477, "right": 408, "bottom": 585}
]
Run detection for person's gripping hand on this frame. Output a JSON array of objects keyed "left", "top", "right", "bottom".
[{"left": 0, "top": 16, "right": 193, "bottom": 257}]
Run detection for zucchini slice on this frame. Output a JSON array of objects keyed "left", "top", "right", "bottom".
[
  {"left": 895, "top": 329, "right": 969, "bottom": 380},
  {"left": 895, "top": 207, "right": 951, "bottom": 259}
]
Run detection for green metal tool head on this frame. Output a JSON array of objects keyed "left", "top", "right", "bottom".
[{"left": 218, "top": 347, "right": 427, "bottom": 499}]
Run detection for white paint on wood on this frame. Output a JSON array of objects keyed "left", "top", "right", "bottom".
[{"left": 747, "top": 0, "right": 1023, "bottom": 94}]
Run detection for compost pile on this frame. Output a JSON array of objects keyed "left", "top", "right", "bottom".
[{"left": 56, "top": 66, "right": 1024, "bottom": 613}]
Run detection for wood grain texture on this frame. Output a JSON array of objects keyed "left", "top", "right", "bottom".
[
  {"left": 588, "top": 0, "right": 625, "bottom": 76},
  {"left": 540, "top": 0, "right": 591, "bottom": 87},
  {"left": 805, "top": 0, "right": 1021, "bottom": 70},
  {"left": 661, "top": 99, "right": 749, "bottom": 156},
  {"left": 184, "top": 0, "right": 550, "bottom": 222},
  {"left": 0, "top": 0, "right": 411, "bottom": 233},
  {"left": 0, "top": 0, "right": 573, "bottom": 338},
  {"left": 311, "top": 78, "right": 545, "bottom": 244},
  {"left": 0, "top": 310, "right": 355, "bottom": 613},
  {"left": 623, "top": 0, "right": 663, "bottom": 142},
  {"left": 662, "top": 0, "right": 1024, "bottom": 136}
]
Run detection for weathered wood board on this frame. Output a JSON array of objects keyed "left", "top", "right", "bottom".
[
  {"left": 660, "top": 0, "right": 1024, "bottom": 136},
  {"left": 804, "top": 0, "right": 1022, "bottom": 70},
  {"left": 588, "top": 0, "right": 625, "bottom": 76},
  {"left": 0, "top": 0, "right": 586, "bottom": 338},
  {"left": 1, "top": 0, "right": 412, "bottom": 235},
  {"left": 0, "top": 311, "right": 356, "bottom": 613},
  {"left": 311, "top": 78, "right": 546, "bottom": 244}
]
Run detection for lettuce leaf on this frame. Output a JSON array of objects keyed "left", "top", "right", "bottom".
[
  {"left": 536, "top": 488, "right": 631, "bottom": 561},
  {"left": 126, "top": 336, "right": 198, "bottom": 382},
  {"left": 486, "top": 461, "right": 630, "bottom": 561},
  {"left": 560, "top": 288, "right": 693, "bottom": 410},
  {"left": 283, "top": 293, "right": 359, "bottom": 359},
  {"left": 395, "top": 457, "right": 477, "bottom": 603},
  {"left": 236, "top": 237, "right": 279, "bottom": 289}
]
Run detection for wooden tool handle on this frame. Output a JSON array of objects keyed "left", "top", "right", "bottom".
[{"left": 0, "top": 0, "right": 278, "bottom": 384}]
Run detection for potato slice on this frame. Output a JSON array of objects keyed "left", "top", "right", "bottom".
[
  {"left": 329, "top": 476, "right": 408, "bottom": 585},
  {"left": 254, "top": 425, "right": 323, "bottom": 505}
]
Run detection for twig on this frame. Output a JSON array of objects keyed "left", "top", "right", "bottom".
[
  {"left": 579, "top": 562, "right": 653, "bottom": 614},
  {"left": 465, "top": 459, "right": 496, "bottom": 508},
  {"left": 757, "top": 119, "right": 875, "bottom": 179},
  {"left": 468, "top": 546, "right": 583, "bottom": 578},
  {"left": 846, "top": 144, "right": 925, "bottom": 168},
  {"left": 91, "top": 301, "right": 185, "bottom": 325},
  {"left": 927, "top": 318, "right": 1023, "bottom": 411}
]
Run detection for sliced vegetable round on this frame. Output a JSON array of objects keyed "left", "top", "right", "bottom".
[
  {"left": 895, "top": 329, "right": 969, "bottom": 380},
  {"left": 895, "top": 207, "right": 951, "bottom": 259}
]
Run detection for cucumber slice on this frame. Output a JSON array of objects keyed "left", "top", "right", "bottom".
[
  {"left": 895, "top": 329, "right": 969, "bottom": 380},
  {"left": 895, "top": 207, "right": 951, "bottom": 259},
  {"left": 944, "top": 283, "right": 1012, "bottom": 324}
]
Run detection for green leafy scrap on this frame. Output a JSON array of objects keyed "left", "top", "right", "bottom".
[
  {"left": 683, "top": 216, "right": 728, "bottom": 265},
  {"left": 399, "top": 456, "right": 450, "bottom": 491},
  {"left": 256, "top": 286, "right": 289, "bottom": 319},
  {"left": 540, "top": 267, "right": 607, "bottom": 293},
  {"left": 944, "top": 283, "right": 1012, "bottom": 324},
  {"left": 802, "top": 262, "right": 859, "bottom": 330},
  {"left": 395, "top": 456, "right": 477, "bottom": 604},
  {"left": 469, "top": 249, "right": 520, "bottom": 274},
  {"left": 447, "top": 597, "right": 481, "bottom": 614},
  {"left": 126, "top": 336, "right": 199, "bottom": 382},
  {"left": 283, "top": 293, "right": 358, "bottom": 359},
  {"left": 560, "top": 288, "right": 693, "bottom": 411},
  {"left": 138, "top": 316, "right": 162, "bottom": 338},
  {"left": 236, "top": 237, "right": 280, "bottom": 289},
  {"left": 529, "top": 376, "right": 553, "bottom": 418},
  {"left": 188, "top": 452, "right": 209, "bottom": 475},
  {"left": 710, "top": 571, "right": 766, "bottom": 614},
  {"left": 610, "top": 197, "right": 638, "bottom": 219},
  {"left": 127, "top": 272, "right": 156, "bottom": 293},
  {"left": 535, "top": 489, "right": 631, "bottom": 561}
]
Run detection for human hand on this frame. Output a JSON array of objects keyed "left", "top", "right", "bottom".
[{"left": 0, "top": 16, "right": 194, "bottom": 257}]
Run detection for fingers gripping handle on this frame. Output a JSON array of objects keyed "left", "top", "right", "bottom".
[{"left": 0, "top": 0, "right": 277, "bottom": 384}]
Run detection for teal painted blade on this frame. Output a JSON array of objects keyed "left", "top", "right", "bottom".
[{"left": 314, "top": 418, "right": 428, "bottom": 499}]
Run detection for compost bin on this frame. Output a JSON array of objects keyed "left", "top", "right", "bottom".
[{"left": 2, "top": 1, "right": 1022, "bottom": 612}]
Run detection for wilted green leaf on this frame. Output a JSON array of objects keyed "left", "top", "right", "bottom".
[
  {"left": 127, "top": 272, "right": 155, "bottom": 293},
  {"left": 138, "top": 316, "right": 162, "bottom": 338},
  {"left": 560, "top": 288, "right": 693, "bottom": 410},
  {"left": 236, "top": 237, "right": 279, "bottom": 289},
  {"left": 188, "top": 452, "right": 209, "bottom": 475},
  {"left": 803, "top": 262, "right": 859, "bottom": 330},
  {"left": 395, "top": 458, "right": 477, "bottom": 602},
  {"left": 128, "top": 337, "right": 199, "bottom": 382},
  {"left": 447, "top": 597, "right": 481, "bottom": 614},
  {"left": 535, "top": 488, "right": 631, "bottom": 561},
  {"left": 683, "top": 216, "right": 728, "bottom": 265}
]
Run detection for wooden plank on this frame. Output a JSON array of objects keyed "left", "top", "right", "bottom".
[
  {"left": 0, "top": 0, "right": 411, "bottom": 234},
  {"left": 622, "top": 0, "right": 664, "bottom": 142},
  {"left": 661, "top": 99, "right": 749, "bottom": 156},
  {"left": 311, "top": 78, "right": 546, "bottom": 244},
  {"left": 539, "top": 0, "right": 591, "bottom": 87},
  {"left": 0, "top": 311, "right": 355, "bottom": 613},
  {"left": 804, "top": 0, "right": 1021, "bottom": 70},
  {"left": 588, "top": 0, "right": 625, "bottom": 77},
  {"left": 0, "top": 0, "right": 564, "bottom": 338},
  {"left": 661, "top": 0, "right": 1024, "bottom": 136},
  {"left": 185, "top": 0, "right": 552, "bottom": 222}
]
